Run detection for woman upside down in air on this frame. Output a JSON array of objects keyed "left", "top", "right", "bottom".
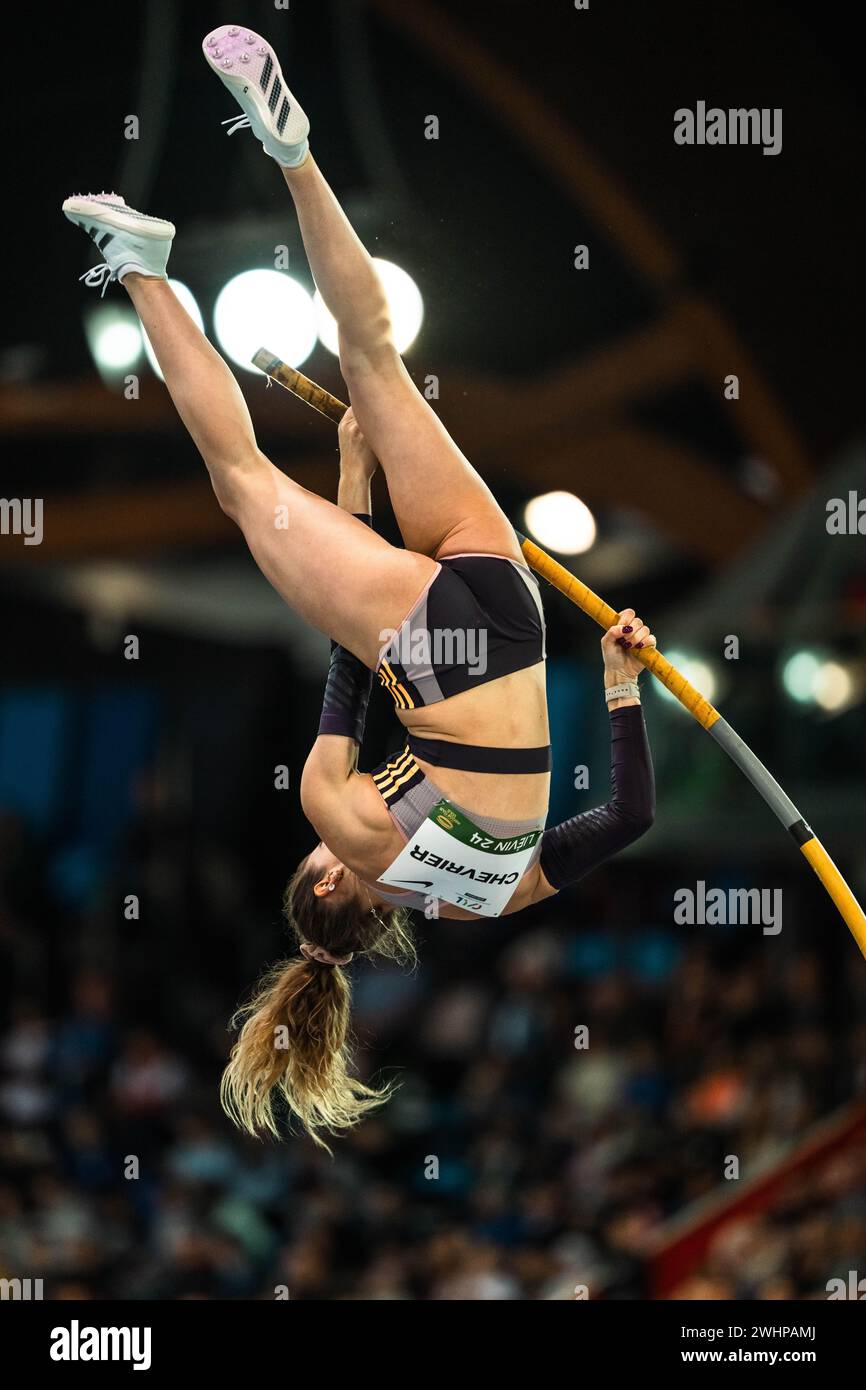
[{"left": 63, "top": 23, "right": 656, "bottom": 1146}]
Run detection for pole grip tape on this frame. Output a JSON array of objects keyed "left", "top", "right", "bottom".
[
  {"left": 518, "top": 535, "right": 720, "bottom": 730},
  {"left": 253, "top": 348, "right": 347, "bottom": 422}
]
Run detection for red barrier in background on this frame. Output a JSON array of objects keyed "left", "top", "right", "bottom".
[{"left": 648, "top": 1097, "right": 866, "bottom": 1297}]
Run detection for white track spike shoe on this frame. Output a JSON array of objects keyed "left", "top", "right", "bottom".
[
  {"left": 62, "top": 193, "right": 175, "bottom": 296},
  {"left": 202, "top": 24, "right": 310, "bottom": 167}
]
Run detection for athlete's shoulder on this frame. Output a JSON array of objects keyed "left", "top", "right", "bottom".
[{"left": 302, "top": 753, "right": 390, "bottom": 838}]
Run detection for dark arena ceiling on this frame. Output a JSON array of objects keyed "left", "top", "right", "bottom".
[{"left": 1, "top": 0, "right": 862, "bottom": 586}]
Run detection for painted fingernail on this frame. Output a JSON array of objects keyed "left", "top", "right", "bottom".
[
  {"left": 634, "top": 641, "right": 644, "bottom": 649},
  {"left": 616, "top": 637, "right": 626, "bottom": 647},
  {"left": 622, "top": 625, "right": 633, "bottom": 633}
]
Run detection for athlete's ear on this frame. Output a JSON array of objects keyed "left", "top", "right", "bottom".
[{"left": 313, "top": 866, "right": 344, "bottom": 897}]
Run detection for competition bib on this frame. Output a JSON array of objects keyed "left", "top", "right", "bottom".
[{"left": 380, "top": 799, "right": 543, "bottom": 917}]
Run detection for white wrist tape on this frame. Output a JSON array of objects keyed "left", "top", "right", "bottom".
[{"left": 605, "top": 681, "right": 641, "bottom": 703}]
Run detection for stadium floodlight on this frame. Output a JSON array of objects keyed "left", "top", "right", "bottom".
[
  {"left": 85, "top": 305, "right": 143, "bottom": 382},
  {"left": 524, "top": 491, "right": 597, "bottom": 556},
  {"left": 215, "top": 269, "right": 317, "bottom": 372}
]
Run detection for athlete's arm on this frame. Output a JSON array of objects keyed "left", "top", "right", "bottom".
[
  {"left": 525, "top": 612, "right": 657, "bottom": 904},
  {"left": 302, "top": 416, "right": 379, "bottom": 805},
  {"left": 537, "top": 705, "right": 654, "bottom": 888}
]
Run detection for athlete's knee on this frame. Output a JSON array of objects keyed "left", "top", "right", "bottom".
[
  {"left": 338, "top": 332, "right": 399, "bottom": 386},
  {"left": 208, "top": 447, "right": 272, "bottom": 520}
]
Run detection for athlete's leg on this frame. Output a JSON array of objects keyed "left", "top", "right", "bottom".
[
  {"left": 123, "top": 273, "right": 434, "bottom": 665},
  {"left": 122, "top": 273, "right": 261, "bottom": 516},
  {"left": 280, "top": 157, "right": 522, "bottom": 564}
]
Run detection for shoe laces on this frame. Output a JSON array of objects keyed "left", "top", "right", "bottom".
[
  {"left": 222, "top": 114, "right": 252, "bottom": 137},
  {"left": 79, "top": 263, "right": 115, "bottom": 298}
]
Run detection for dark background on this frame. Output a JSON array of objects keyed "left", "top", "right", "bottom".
[{"left": 0, "top": 0, "right": 864, "bottom": 1301}]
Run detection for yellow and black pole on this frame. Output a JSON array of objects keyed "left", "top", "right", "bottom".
[{"left": 252, "top": 347, "right": 866, "bottom": 960}]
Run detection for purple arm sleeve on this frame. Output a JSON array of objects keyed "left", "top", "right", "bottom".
[
  {"left": 539, "top": 705, "right": 655, "bottom": 890},
  {"left": 317, "top": 514, "right": 374, "bottom": 744}
]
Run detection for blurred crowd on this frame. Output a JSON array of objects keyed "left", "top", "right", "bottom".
[
  {"left": 2, "top": 800, "right": 865, "bottom": 1301},
  {"left": 669, "top": 1137, "right": 866, "bottom": 1300}
]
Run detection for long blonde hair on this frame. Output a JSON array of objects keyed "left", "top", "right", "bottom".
[{"left": 221, "top": 862, "right": 414, "bottom": 1149}]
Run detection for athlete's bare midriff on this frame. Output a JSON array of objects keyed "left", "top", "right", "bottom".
[
  {"left": 312, "top": 661, "right": 551, "bottom": 892},
  {"left": 316, "top": 658, "right": 547, "bottom": 911},
  {"left": 394, "top": 659, "right": 550, "bottom": 821}
]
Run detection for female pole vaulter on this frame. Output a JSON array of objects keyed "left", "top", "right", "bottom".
[{"left": 62, "top": 24, "right": 655, "bottom": 1146}]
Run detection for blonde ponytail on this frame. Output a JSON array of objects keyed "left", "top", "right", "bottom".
[
  {"left": 221, "top": 955, "right": 391, "bottom": 1147},
  {"left": 221, "top": 861, "right": 414, "bottom": 1148}
]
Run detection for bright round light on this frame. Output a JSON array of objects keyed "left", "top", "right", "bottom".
[
  {"left": 144, "top": 281, "right": 204, "bottom": 380},
  {"left": 214, "top": 270, "right": 317, "bottom": 372},
  {"left": 523, "top": 491, "right": 597, "bottom": 555},
  {"left": 87, "top": 308, "right": 142, "bottom": 372},
  {"left": 314, "top": 259, "right": 424, "bottom": 355},
  {"left": 656, "top": 650, "right": 718, "bottom": 707},
  {"left": 781, "top": 650, "right": 822, "bottom": 704},
  {"left": 813, "top": 661, "right": 854, "bottom": 712}
]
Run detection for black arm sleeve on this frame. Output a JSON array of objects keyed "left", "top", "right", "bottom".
[
  {"left": 539, "top": 704, "right": 655, "bottom": 890},
  {"left": 317, "top": 514, "right": 374, "bottom": 744}
]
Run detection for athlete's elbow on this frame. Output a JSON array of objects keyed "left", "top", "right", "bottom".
[
  {"left": 629, "top": 803, "right": 655, "bottom": 840},
  {"left": 615, "top": 800, "right": 655, "bottom": 843}
]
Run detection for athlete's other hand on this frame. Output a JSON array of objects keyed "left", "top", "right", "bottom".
[
  {"left": 601, "top": 608, "right": 657, "bottom": 680},
  {"left": 338, "top": 407, "right": 379, "bottom": 482}
]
